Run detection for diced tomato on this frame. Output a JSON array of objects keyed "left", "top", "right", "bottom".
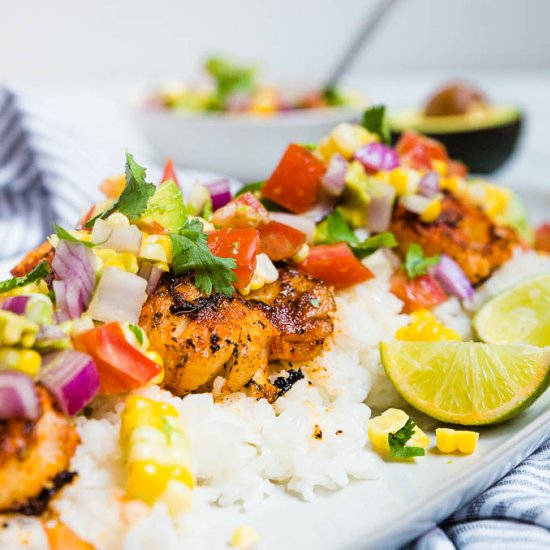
[
  {"left": 298, "top": 243, "right": 373, "bottom": 287},
  {"left": 447, "top": 159, "right": 468, "bottom": 178},
  {"left": 258, "top": 221, "right": 307, "bottom": 261},
  {"left": 396, "top": 131, "right": 449, "bottom": 171},
  {"left": 535, "top": 222, "right": 550, "bottom": 253},
  {"left": 391, "top": 272, "right": 447, "bottom": 313},
  {"left": 99, "top": 174, "right": 126, "bottom": 200},
  {"left": 161, "top": 158, "right": 179, "bottom": 187},
  {"left": 73, "top": 323, "right": 161, "bottom": 395},
  {"left": 207, "top": 228, "right": 260, "bottom": 290},
  {"left": 211, "top": 192, "right": 269, "bottom": 228},
  {"left": 262, "top": 144, "right": 325, "bottom": 214},
  {"left": 80, "top": 205, "right": 96, "bottom": 229}
]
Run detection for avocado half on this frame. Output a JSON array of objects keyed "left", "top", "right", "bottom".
[{"left": 389, "top": 106, "right": 523, "bottom": 173}]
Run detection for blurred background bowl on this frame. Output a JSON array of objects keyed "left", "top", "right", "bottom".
[{"left": 131, "top": 90, "right": 365, "bottom": 182}]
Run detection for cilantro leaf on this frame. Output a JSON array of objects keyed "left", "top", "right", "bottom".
[
  {"left": 326, "top": 208, "right": 359, "bottom": 245},
  {"left": 205, "top": 57, "right": 256, "bottom": 106},
  {"left": 54, "top": 224, "right": 98, "bottom": 248},
  {"left": 235, "top": 181, "right": 265, "bottom": 197},
  {"left": 319, "top": 209, "right": 397, "bottom": 259},
  {"left": 170, "top": 218, "right": 237, "bottom": 297},
  {"left": 351, "top": 231, "right": 397, "bottom": 259},
  {"left": 388, "top": 418, "right": 425, "bottom": 459},
  {"left": 361, "top": 105, "right": 391, "bottom": 145},
  {"left": 128, "top": 323, "right": 144, "bottom": 346},
  {"left": 404, "top": 243, "right": 441, "bottom": 279},
  {"left": 0, "top": 261, "right": 50, "bottom": 294},
  {"left": 86, "top": 152, "right": 156, "bottom": 227}
]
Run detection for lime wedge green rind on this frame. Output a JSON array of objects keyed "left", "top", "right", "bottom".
[
  {"left": 473, "top": 274, "right": 550, "bottom": 347},
  {"left": 380, "top": 341, "right": 550, "bottom": 426}
]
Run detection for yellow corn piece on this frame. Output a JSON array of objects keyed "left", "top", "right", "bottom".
[
  {"left": 465, "top": 181, "right": 511, "bottom": 222},
  {"left": 388, "top": 167, "right": 420, "bottom": 196},
  {"left": 436, "top": 428, "right": 479, "bottom": 454},
  {"left": 139, "top": 234, "right": 173, "bottom": 264},
  {"left": 431, "top": 160, "right": 448, "bottom": 176},
  {"left": 0, "top": 311, "right": 38, "bottom": 348},
  {"left": 0, "top": 348, "right": 41, "bottom": 377},
  {"left": 396, "top": 309, "right": 461, "bottom": 342},
  {"left": 440, "top": 176, "right": 461, "bottom": 193},
  {"left": 368, "top": 408, "right": 430, "bottom": 453},
  {"left": 95, "top": 249, "right": 139, "bottom": 274},
  {"left": 231, "top": 525, "right": 260, "bottom": 549},
  {"left": 319, "top": 123, "right": 377, "bottom": 161},
  {"left": 420, "top": 198, "right": 442, "bottom": 223},
  {"left": 121, "top": 396, "right": 194, "bottom": 511}
]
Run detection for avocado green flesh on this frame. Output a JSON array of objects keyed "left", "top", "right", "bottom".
[
  {"left": 140, "top": 180, "right": 187, "bottom": 232},
  {"left": 389, "top": 106, "right": 521, "bottom": 134}
]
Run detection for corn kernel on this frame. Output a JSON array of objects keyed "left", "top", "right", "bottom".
[
  {"left": 465, "top": 182, "right": 511, "bottom": 222},
  {"left": 320, "top": 123, "right": 377, "bottom": 161},
  {"left": 431, "top": 160, "right": 448, "bottom": 176},
  {"left": 368, "top": 408, "right": 430, "bottom": 453},
  {"left": 436, "top": 428, "right": 479, "bottom": 454},
  {"left": 0, "top": 348, "right": 41, "bottom": 377},
  {"left": 388, "top": 167, "right": 420, "bottom": 196},
  {"left": 291, "top": 243, "right": 310, "bottom": 264},
  {"left": 126, "top": 460, "right": 171, "bottom": 503},
  {"left": 396, "top": 309, "right": 461, "bottom": 342},
  {"left": 231, "top": 525, "right": 260, "bottom": 549},
  {"left": 106, "top": 213, "right": 130, "bottom": 227},
  {"left": 440, "top": 176, "right": 461, "bottom": 193},
  {"left": 420, "top": 198, "right": 442, "bottom": 223},
  {"left": 159, "top": 479, "right": 193, "bottom": 515}
]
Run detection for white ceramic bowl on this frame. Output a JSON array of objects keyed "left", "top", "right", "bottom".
[{"left": 131, "top": 100, "right": 365, "bottom": 182}]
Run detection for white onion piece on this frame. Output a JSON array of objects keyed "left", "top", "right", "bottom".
[
  {"left": 0, "top": 371, "right": 39, "bottom": 420},
  {"left": 269, "top": 213, "right": 316, "bottom": 244},
  {"left": 368, "top": 183, "right": 396, "bottom": 232},
  {"left": 302, "top": 192, "right": 337, "bottom": 223},
  {"left": 92, "top": 219, "right": 142, "bottom": 254},
  {"left": 88, "top": 267, "right": 147, "bottom": 324},
  {"left": 321, "top": 153, "right": 348, "bottom": 196},
  {"left": 399, "top": 194, "right": 432, "bottom": 215}
]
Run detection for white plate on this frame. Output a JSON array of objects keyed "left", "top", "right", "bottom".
[{"left": 2, "top": 185, "right": 549, "bottom": 550}]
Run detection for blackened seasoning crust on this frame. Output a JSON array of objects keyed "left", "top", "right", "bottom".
[{"left": 273, "top": 368, "right": 305, "bottom": 396}]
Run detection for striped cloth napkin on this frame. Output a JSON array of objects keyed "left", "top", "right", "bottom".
[{"left": 1, "top": 87, "right": 549, "bottom": 549}]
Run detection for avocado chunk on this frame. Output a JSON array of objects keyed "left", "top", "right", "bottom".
[
  {"left": 140, "top": 180, "right": 187, "bottom": 232},
  {"left": 389, "top": 82, "right": 523, "bottom": 174}
]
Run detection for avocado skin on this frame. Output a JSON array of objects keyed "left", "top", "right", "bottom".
[{"left": 391, "top": 116, "right": 523, "bottom": 174}]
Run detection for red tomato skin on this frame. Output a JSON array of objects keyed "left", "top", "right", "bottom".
[
  {"left": 258, "top": 221, "right": 306, "bottom": 261},
  {"left": 207, "top": 228, "right": 260, "bottom": 290},
  {"left": 262, "top": 144, "right": 325, "bottom": 214},
  {"left": 535, "top": 223, "right": 550, "bottom": 253},
  {"left": 447, "top": 160, "right": 468, "bottom": 178},
  {"left": 73, "top": 323, "right": 161, "bottom": 394},
  {"left": 391, "top": 272, "right": 447, "bottom": 313},
  {"left": 298, "top": 243, "right": 373, "bottom": 287},
  {"left": 161, "top": 158, "right": 179, "bottom": 187},
  {"left": 211, "top": 192, "right": 269, "bottom": 228},
  {"left": 396, "top": 131, "right": 449, "bottom": 171}
]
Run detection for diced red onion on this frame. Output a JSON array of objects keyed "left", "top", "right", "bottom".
[
  {"left": 0, "top": 371, "right": 40, "bottom": 420},
  {"left": 0, "top": 296, "right": 30, "bottom": 315},
  {"left": 206, "top": 179, "right": 232, "bottom": 211},
  {"left": 88, "top": 267, "right": 147, "bottom": 324},
  {"left": 354, "top": 143, "right": 399, "bottom": 174},
  {"left": 418, "top": 171, "right": 440, "bottom": 198},
  {"left": 302, "top": 192, "right": 337, "bottom": 223},
  {"left": 91, "top": 219, "right": 142, "bottom": 254},
  {"left": 138, "top": 262, "right": 164, "bottom": 295},
  {"left": 432, "top": 254, "right": 474, "bottom": 301},
  {"left": 400, "top": 194, "right": 432, "bottom": 215},
  {"left": 321, "top": 153, "right": 348, "bottom": 196},
  {"left": 36, "top": 324, "right": 69, "bottom": 347},
  {"left": 269, "top": 213, "right": 316, "bottom": 244},
  {"left": 40, "top": 350, "right": 100, "bottom": 416},
  {"left": 367, "top": 183, "right": 396, "bottom": 232},
  {"left": 52, "top": 241, "right": 97, "bottom": 320}
]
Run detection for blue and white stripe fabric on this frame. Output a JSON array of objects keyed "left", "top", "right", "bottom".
[
  {"left": 0, "top": 87, "right": 110, "bottom": 259},
  {"left": 0, "top": 86, "right": 548, "bottom": 549}
]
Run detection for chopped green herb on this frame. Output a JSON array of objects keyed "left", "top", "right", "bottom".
[
  {"left": 170, "top": 218, "right": 237, "bottom": 297},
  {"left": 128, "top": 324, "right": 144, "bottom": 346},
  {"left": 87, "top": 152, "right": 156, "bottom": 227},
  {"left": 0, "top": 261, "right": 50, "bottom": 295},
  {"left": 54, "top": 224, "right": 99, "bottom": 248},
  {"left": 351, "top": 232, "right": 397, "bottom": 259},
  {"left": 205, "top": 57, "right": 256, "bottom": 108},
  {"left": 404, "top": 243, "right": 441, "bottom": 279},
  {"left": 322, "top": 87, "right": 346, "bottom": 107},
  {"left": 235, "top": 181, "right": 265, "bottom": 198},
  {"left": 388, "top": 418, "right": 425, "bottom": 459},
  {"left": 361, "top": 105, "right": 391, "bottom": 145},
  {"left": 309, "top": 298, "right": 320, "bottom": 308},
  {"left": 300, "top": 143, "right": 317, "bottom": 152},
  {"left": 326, "top": 208, "right": 359, "bottom": 245}
]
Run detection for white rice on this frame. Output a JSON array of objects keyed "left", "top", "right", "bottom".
[{"left": 4, "top": 247, "right": 550, "bottom": 549}]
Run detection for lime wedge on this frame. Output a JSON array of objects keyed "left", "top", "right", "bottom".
[
  {"left": 473, "top": 274, "right": 550, "bottom": 347},
  {"left": 380, "top": 341, "right": 550, "bottom": 425}
]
